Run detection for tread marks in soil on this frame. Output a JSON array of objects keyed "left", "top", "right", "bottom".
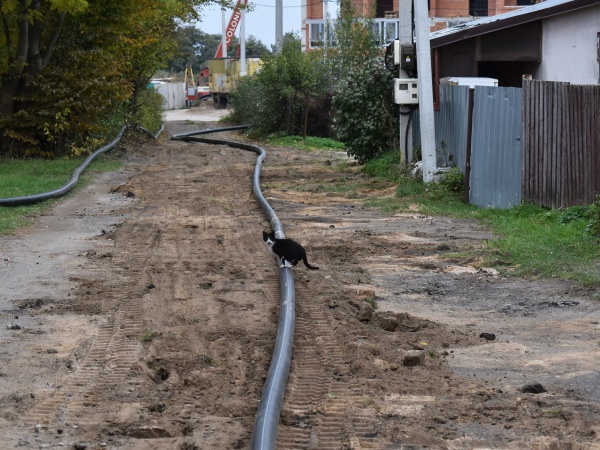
[
  {"left": 21, "top": 225, "right": 155, "bottom": 426},
  {"left": 276, "top": 283, "right": 382, "bottom": 449}
]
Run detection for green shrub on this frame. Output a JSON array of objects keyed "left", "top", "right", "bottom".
[
  {"left": 438, "top": 167, "right": 464, "bottom": 193},
  {"left": 333, "top": 64, "right": 398, "bottom": 162},
  {"left": 586, "top": 195, "right": 600, "bottom": 237},
  {"left": 134, "top": 87, "right": 164, "bottom": 134},
  {"left": 230, "top": 34, "right": 328, "bottom": 137}
]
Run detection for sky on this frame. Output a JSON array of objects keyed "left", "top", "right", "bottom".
[{"left": 196, "top": 1, "right": 305, "bottom": 49}]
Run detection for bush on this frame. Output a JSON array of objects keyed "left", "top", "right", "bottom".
[
  {"left": 586, "top": 195, "right": 600, "bottom": 237},
  {"left": 438, "top": 167, "right": 465, "bottom": 193},
  {"left": 134, "top": 87, "right": 164, "bottom": 135},
  {"left": 333, "top": 64, "right": 398, "bottom": 163},
  {"left": 230, "top": 34, "right": 330, "bottom": 137}
]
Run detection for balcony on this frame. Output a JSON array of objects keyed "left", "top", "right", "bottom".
[{"left": 305, "top": 18, "right": 400, "bottom": 49}]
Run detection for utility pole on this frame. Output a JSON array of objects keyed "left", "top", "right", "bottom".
[
  {"left": 240, "top": 7, "right": 246, "bottom": 75},
  {"left": 414, "top": 0, "right": 437, "bottom": 183},
  {"left": 275, "top": 0, "right": 283, "bottom": 51},
  {"left": 221, "top": 7, "right": 227, "bottom": 58}
]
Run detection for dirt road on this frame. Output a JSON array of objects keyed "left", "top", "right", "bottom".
[{"left": 0, "top": 116, "right": 599, "bottom": 449}]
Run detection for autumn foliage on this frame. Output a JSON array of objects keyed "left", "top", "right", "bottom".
[{"left": 0, "top": 0, "right": 218, "bottom": 157}]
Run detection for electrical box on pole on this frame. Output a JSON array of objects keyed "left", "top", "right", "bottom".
[
  {"left": 400, "top": 44, "right": 416, "bottom": 73},
  {"left": 393, "top": 78, "right": 419, "bottom": 105}
]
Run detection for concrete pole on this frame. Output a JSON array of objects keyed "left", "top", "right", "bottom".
[
  {"left": 414, "top": 0, "right": 437, "bottom": 183},
  {"left": 240, "top": 8, "right": 246, "bottom": 75},
  {"left": 275, "top": 0, "right": 283, "bottom": 51},
  {"left": 221, "top": 8, "right": 227, "bottom": 58},
  {"left": 323, "top": 0, "right": 328, "bottom": 54},
  {"left": 398, "top": 0, "right": 413, "bottom": 163}
]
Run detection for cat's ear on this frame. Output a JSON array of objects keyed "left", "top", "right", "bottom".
[{"left": 263, "top": 231, "right": 267, "bottom": 238}]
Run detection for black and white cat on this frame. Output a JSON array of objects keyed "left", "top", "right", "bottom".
[{"left": 263, "top": 230, "right": 319, "bottom": 270}]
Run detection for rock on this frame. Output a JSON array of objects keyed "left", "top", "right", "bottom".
[
  {"left": 403, "top": 350, "right": 425, "bottom": 367},
  {"left": 358, "top": 302, "right": 374, "bottom": 322},
  {"left": 378, "top": 316, "right": 398, "bottom": 332},
  {"left": 520, "top": 383, "right": 547, "bottom": 394},
  {"left": 47, "top": 349, "right": 59, "bottom": 354},
  {"left": 348, "top": 299, "right": 361, "bottom": 310},
  {"left": 74, "top": 443, "right": 89, "bottom": 450},
  {"left": 479, "top": 332, "right": 496, "bottom": 340}
]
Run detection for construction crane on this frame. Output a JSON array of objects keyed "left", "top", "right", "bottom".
[{"left": 214, "top": 0, "right": 248, "bottom": 58}]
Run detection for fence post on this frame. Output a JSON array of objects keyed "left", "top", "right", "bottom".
[{"left": 464, "top": 88, "right": 474, "bottom": 204}]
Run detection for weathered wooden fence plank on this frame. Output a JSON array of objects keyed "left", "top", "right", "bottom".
[{"left": 522, "top": 80, "right": 599, "bottom": 208}]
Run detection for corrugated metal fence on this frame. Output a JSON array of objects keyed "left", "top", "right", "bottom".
[
  {"left": 414, "top": 80, "right": 600, "bottom": 209},
  {"left": 470, "top": 85, "right": 523, "bottom": 208},
  {"left": 522, "top": 80, "right": 600, "bottom": 208},
  {"left": 435, "top": 84, "right": 470, "bottom": 171}
]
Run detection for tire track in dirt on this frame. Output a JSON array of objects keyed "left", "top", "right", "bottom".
[
  {"left": 20, "top": 219, "right": 157, "bottom": 426},
  {"left": 18, "top": 132, "right": 284, "bottom": 447},
  {"left": 277, "top": 282, "right": 382, "bottom": 449}
]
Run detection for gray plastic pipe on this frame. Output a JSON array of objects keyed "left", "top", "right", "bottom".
[
  {"left": 0, "top": 126, "right": 127, "bottom": 207},
  {"left": 172, "top": 129, "right": 294, "bottom": 450}
]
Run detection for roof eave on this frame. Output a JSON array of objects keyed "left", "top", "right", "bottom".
[{"left": 430, "top": 0, "right": 599, "bottom": 49}]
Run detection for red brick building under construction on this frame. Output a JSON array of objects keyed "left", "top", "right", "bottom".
[{"left": 301, "top": 0, "right": 541, "bottom": 50}]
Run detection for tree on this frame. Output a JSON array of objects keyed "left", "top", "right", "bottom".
[
  {"left": 0, "top": 0, "right": 89, "bottom": 120},
  {"left": 0, "top": 0, "right": 230, "bottom": 155}
]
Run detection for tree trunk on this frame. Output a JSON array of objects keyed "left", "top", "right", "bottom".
[{"left": 0, "top": 0, "right": 29, "bottom": 119}]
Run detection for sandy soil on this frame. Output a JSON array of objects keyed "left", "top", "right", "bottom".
[{"left": 0, "top": 109, "right": 599, "bottom": 450}]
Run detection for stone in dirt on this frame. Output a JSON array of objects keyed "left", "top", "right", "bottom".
[
  {"left": 520, "top": 383, "right": 547, "bottom": 394},
  {"left": 479, "top": 332, "right": 496, "bottom": 340},
  {"left": 378, "top": 316, "right": 399, "bottom": 332},
  {"left": 358, "top": 302, "right": 374, "bottom": 322},
  {"left": 403, "top": 350, "right": 426, "bottom": 366}
]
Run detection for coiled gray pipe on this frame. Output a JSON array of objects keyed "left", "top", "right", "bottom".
[{"left": 172, "top": 128, "right": 294, "bottom": 450}]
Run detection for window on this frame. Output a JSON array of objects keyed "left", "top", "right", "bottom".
[
  {"left": 310, "top": 23, "right": 325, "bottom": 48},
  {"left": 470, "top": 0, "right": 488, "bottom": 16},
  {"left": 373, "top": 20, "right": 399, "bottom": 46}
]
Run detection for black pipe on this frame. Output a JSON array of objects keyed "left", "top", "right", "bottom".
[
  {"left": 139, "top": 124, "right": 165, "bottom": 140},
  {"left": 172, "top": 129, "right": 294, "bottom": 450},
  {"left": 0, "top": 126, "right": 127, "bottom": 207},
  {"left": 0, "top": 123, "right": 172, "bottom": 207}
]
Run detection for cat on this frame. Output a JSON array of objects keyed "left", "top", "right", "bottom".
[{"left": 263, "top": 230, "right": 319, "bottom": 270}]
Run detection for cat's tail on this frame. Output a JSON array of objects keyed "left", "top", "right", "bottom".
[{"left": 303, "top": 256, "right": 319, "bottom": 270}]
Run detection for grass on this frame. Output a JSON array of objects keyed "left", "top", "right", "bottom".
[
  {"left": 342, "top": 151, "right": 600, "bottom": 286},
  {"left": 264, "top": 134, "right": 346, "bottom": 152},
  {"left": 477, "top": 205, "right": 600, "bottom": 285},
  {"left": 141, "top": 331, "right": 158, "bottom": 343},
  {"left": 0, "top": 155, "right": 123, "bottom": 234}
]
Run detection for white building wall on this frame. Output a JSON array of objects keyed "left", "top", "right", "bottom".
[{"left": 536, "top": 5, "right": 600, "bottom": 85}]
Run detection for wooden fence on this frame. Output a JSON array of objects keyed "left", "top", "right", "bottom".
[{"left": 522, "top": 80, "right": 600, "bottom": 208}]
